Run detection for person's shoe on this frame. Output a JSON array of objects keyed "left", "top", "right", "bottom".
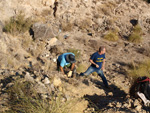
[
  {"left": 79, "top": 73, "right": 84, "bottom": 76},
  {"left": 105, "top": 86, "right": 113, "bottom": 90}
]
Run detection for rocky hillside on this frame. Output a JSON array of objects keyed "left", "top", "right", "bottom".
[{"left": 0, "top": 0, "right": 150, "bottom": 112}]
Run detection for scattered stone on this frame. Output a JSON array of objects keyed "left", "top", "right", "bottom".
[
  {"left": 53, "top": 77, "right": 62, "bottom": 87},
  {"left": 35, "top": 76, "right": 42, "bottom": 82},
  {"left": 47, "top": 37, "right": 58, "bottom": 46},
  {"left": 41, "top": 94, "right": 48, "bottom": 99},
  {"left": 108, "top": 103, "right": 114, "bottom": 107},
  {"left": 25, "top": 72, "right": 35, "bottom": 83},
  {"left": 43, "top": 77, "right": 50, "bottom": 84},
  {"left": 135, "top": 105, "right": 142, "bottom": 111},
  {"left": 108, "top": 92, "right": 113, "bottom": 96},
  {"left": 34, "top": 82, "right": 47, "bottom": 94},
  {"left": 134, "top": 99, "right": 140, "bottom": 107}
]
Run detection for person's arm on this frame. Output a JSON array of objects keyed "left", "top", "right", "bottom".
[
  {"left": 60, "top": 66, "right": 65, "bottom": 74},
  {"left": 101, "top": 59, "right": 105, "bottom": 70},
  {"left": 71, "top": 63, "right": 75, "bottom": 71},
  {"left": 89, "top": 59, "right": 99, "bottom": 68}
]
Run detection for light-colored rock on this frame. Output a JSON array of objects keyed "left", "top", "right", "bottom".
[
  {"left": 48, "top": 37, "right": 58, "bottom": 46},
  {"left": 135, "top": 105, "right": 142, "bottom": 111},
  {"left": 108, "top": 103, "right": 114, "bottom": 107},
  {"left": 53, "top": 77, "right": 62, "bottom": 87},
  {"left": 43, "top": 77, "right": 50, "bottom": 84},
  {"left": 34, "top": 81, "right": 48, "bottom": 94},
  {"left": 116, "top": 102, "right": 122, "bottom": 108},
  {"left": 108, "top": 92, "right": 113, "bottom": 96},
  {"left": 25, "top": 72, "right": 35, "bottom": 82},
  {"left": 134, "top": 99, "right": 140, "bottom": 107}
]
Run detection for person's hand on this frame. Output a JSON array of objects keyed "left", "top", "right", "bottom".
[
  {"left": 68, "top": 71, "right": 72, "bottom": 77},
  {"left": 95, "top": 64, "right": 99, "bottom": 68}
]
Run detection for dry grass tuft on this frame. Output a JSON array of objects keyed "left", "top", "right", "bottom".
[
  {"left": 61, "top": 22, "right": 73, "bottom": 32},
  {"left": 104, "top": 30, "right": 119, "bottom": 41},
  {"left": 128, "top": 60, "right": 150, "bottom": 83},
  {"left": 128, "top": 24, "right": 143, "bottom": 43},
  {"left": 97, "top": 1, "right": 116, "bottom": 15},
  {"left": 78, "top": 18, "right": 93, "bottom": 31},
  {"left": 6, "top": 79, "right": 81, "bottom": 113},
  {"left": 4, "top": 12, "right": 33, "bottom": 35}
]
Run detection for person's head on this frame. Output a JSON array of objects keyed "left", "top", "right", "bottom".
[
  {"left": 99, "top": 46, "right": 105, "bottom": 54},
  {"left": 66, "top": 54, "right": 76, "bottom": 63}
]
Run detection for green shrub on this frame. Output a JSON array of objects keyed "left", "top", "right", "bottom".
[
  {"left": 4, "top": 13, "right": 33, "bottom": 35},
  {"left": 6, "top": 80, "right": 80, "bottom": 113},
  {"left": 67, "top": 48, "right": 81, "bottom": 60},
  {"left": 128, "top": 24, "right": 143, "bottom": 43},
  {"left": 104, "top": 30, "right": 119, "bottom": 41}
]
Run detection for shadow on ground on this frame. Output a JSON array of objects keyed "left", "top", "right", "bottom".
[{"left": 83, "top": 81, "right": 134, "bottom": 112}]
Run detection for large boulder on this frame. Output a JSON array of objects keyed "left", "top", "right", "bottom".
[{"left": 32, "top": 23, "right": 59, "bottom": 40}]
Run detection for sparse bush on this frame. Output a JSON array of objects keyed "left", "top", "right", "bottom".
[
  {"left": 78, "top": 19, "right": 93, "bottom": 31},
  {"left": 128, "top": 33, "right": 142, "bottom": 43},
  {"left": 137, "top": 47, "right": 150, "bottom": 57},
  {"left": 41, "top": 9, "right": 52, "bottom": 16},
  {"left": 128, "top": 60, "right": 150, "bottom": 83},
  {"left": 67, "top": 48, "right": 81, "bottom": 60},
  {"left": 97, "top": 1, "right": 116, "bottom": 15},
  {"left": 133, "top": 24, "right": 142, "bottom": 34},
  {"left": 6, "top": 79, "right": 80, "bottom": 113},
  {"left": 104, "top": 30, "right": 119, "bottom": 41},
  {"left": 21, "top": 33, "right": 33, "bottom": 49},
  {"left": 61, "top": 22, "right": 73, "bottom": 32},
  {"left": 4, "top": 13, "right": 33, "bottom": 35},
  {"left": 128, "top": 24, "right": 143, "bottom": 43},
  {"left": 29, "top": 41, "right": 45, "bottom": 58},
  {"left": 77, "top": 63, "right": 88, "bottom": 73}
]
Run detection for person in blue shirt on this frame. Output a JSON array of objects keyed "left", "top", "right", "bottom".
[
  {"left": 80, "top": 46, "right": 109, "bottom": 88},
  {"left": 57, "top": 53, "right": 76, "bottom": 77}
]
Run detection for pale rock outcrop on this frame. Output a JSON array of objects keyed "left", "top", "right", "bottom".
[{"left": 0, "top": 0, "right": 55, "bottom": 22}]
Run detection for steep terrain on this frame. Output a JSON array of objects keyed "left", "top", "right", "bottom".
[{"left": 0, "top": 0, "right": 150, "bottom": 112}]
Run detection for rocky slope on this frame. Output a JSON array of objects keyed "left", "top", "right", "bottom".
[{"left": 0, "top": 0, "right": 150, "bottom": 112}]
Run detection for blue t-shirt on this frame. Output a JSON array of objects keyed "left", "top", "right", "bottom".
[
  {"left": 58, "top": 53, "right": 75, "bottom": 67},
  {"left": 90, "top": 52, "right": 105, "bottom": 70}
]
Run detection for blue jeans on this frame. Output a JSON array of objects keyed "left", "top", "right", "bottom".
[{"left": 80, "top": 66, "right": 108, "bottom": 87}]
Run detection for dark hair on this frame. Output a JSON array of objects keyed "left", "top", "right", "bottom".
[{"left": 99, "top": 46, "right": 105, "bottom": 52}]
